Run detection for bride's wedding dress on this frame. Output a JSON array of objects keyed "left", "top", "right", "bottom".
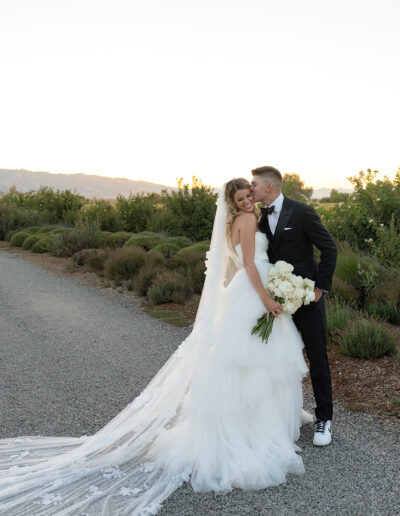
[{"left": 0, "top": 194, "right": 311, "bottom": 515}]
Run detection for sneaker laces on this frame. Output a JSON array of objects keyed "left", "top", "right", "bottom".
[{"left": 315, "top": 420, "right": 327, "bottom": 433}]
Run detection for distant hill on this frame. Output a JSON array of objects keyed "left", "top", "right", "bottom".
[
  {"left": 0, "top": 169, "right": 178, "bottom": 198},
  {"left": 312, "top": 187, "right": 353, "bottom": 199}
]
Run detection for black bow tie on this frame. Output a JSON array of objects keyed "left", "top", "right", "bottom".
[{"left": 261, "top": 205, "right": 275, "bottom": 215}]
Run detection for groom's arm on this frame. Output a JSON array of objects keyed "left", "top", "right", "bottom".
[{"left": 302, "top": 204, "right": 337, "bottom": 292}]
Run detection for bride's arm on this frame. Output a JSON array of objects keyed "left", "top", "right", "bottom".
[{"left": 239, "top": 213, "right": 282, "bottom": 318}]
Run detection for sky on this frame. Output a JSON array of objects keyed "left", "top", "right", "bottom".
[{"left": 0, "top": 0, "right": 399, "bottom": 190}]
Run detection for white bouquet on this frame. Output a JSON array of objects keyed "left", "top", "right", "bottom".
[{"left": 251, "top": 260, "right": 316, "bottom": 343}]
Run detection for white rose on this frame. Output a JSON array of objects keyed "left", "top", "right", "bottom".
[
  {"left": 284, "top": 300, "right": 301, "bottom": 314},
  {"left": 294, "top": 287, "right": 306, "bottom": 300},
  {"left": 279, "top": 281, "right": 295, "bottom": 296},
  {"left": 292, "top": 275, "right": 304, "bottom": 288},
  {"left": 303, "top": 278, "right": 315, "bottom": 290},
  {"left": 304, "top": 291, "right": 315, "bottom": 304}
]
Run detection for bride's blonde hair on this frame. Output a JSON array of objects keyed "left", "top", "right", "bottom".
[{"left": 224, "top": 178, "right": 260, "bottom": 249}]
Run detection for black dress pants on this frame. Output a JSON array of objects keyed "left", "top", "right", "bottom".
[{"left": 292, "top": 295, "right": 333, "bottom": 421}]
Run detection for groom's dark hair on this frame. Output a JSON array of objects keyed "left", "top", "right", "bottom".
[{"left": 251, "top": 166, "right": 282, "bottom": 189}]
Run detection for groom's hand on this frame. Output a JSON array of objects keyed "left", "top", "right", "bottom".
[{"left": 313, "top": 287, "right": 323, "bottom": 302}]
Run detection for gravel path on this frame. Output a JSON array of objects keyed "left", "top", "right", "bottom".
[{"left": 0, "top": 249, "right": 399, "bottom": 515}]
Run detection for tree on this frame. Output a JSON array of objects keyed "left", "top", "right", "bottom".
[{"left": 281, "top": 173, "right": 313, "bottom": 202}]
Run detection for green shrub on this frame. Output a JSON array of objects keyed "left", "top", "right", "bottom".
[
  {"left": 335, "top": 314, "right": 396, "bottom": 359},
  {"left": 104, "top": 246, "right": 147, "bottom": 281},
  {"left": 80, "top": 199, "right": 120, "bottom": 232},
  {"left": 146, "top": 249, "right": 166, "bottom": 266},
  {"left": 0, "top": 204, "right": 46, "bottom": 240},
  {"left": 10, "top": 231, "right": 30, "bottom": 247},
  {"left": 103, "top": 231, "right": 133, "bottom": 248},
  {"left": 161, "top": 236, "right": 192, "bottom": 248},
  {"left": 334, "top": 242, "right": 360, "bottom": 287},
  {"left": 190, "top": 241, "right": 210, "bottom": 252},
  {"left": 326, "top": 301, "right": 354, "bottom": 341},
  {"left": 23, "top": 226, "right": 42, "bottom": 234},
  {"left": 73, "top": 248, "right": 101, "bottom": 266},
  {"left": 151, "top": 242, "right": 181, "bottom": 258},
  {"left": 124, "top": 234, "right": 162, "bottom": 251},
  {"left": 50, "top": 223, "right": 104, "bottom": 257},
  {"left": 116, "top": 193, "right": 159, "bottom": 233},
  {"left": 87, "top": 249, "right": 111, "bottom": 272},
  {"left": 170, "top": 246, "right": 207, "bottom": 269},
  {"left": 31, "top": 238, "right": 52, "bottom": 253},
  {"left": 151, "top": 177, "right": 217, "bottom": 241},
  {"left": 4, "top": 229, "right": 19, "bottom": 241},
  {"left": 186, "top": 260, "right": 206, "bottom": 294},
  {"left": 22, "top": 234, "right": 46, "bottom": 250},
  {"left": 134, "top": 264, "right": 167, "bottom": 296},
  {"left": 40, "top": 225, "right": 63, "bottom": 233},
  {"left": 367, "top": 302, "right": 400, "bottom": 326},
  {"left": 369, "top": 272, "right": 400, "bottom": 305},
  {"left": 147, "top": 270, "right": 192, "bottom": 305},
  {"left": 329, "top": 276, "right": 358, "bottom": 307}
]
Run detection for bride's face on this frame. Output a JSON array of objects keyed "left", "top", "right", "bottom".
[{"left": 233, "top": 188, "right": 254, "bottom": 213}]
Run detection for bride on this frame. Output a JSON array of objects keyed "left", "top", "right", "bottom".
[{"left": 0, "top": 178, "right": 312, "bottom": 515}]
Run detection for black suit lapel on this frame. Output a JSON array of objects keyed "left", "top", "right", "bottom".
[
  {"left": 273, "top": 197, "right": 294, "bottom": 248},
  {"left": 259, "top": 209, "right": 274, "bottom": 242}
]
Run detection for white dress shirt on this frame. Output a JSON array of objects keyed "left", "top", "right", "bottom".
[{"left": 267, "top": 193, "right": 284, "bottom": 235}]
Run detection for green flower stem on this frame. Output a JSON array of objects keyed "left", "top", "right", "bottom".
[{"left": 251, "top": 313, "right": 275, "bottom": 344}]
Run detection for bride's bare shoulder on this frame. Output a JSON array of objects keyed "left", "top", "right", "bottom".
[{"left": 234, "top": 211, "right": 258, "bottom": 228}]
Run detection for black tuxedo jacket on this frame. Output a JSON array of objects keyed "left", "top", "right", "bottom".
[{"left": 258, "top": 196, "right": 337, "bottom": 292}]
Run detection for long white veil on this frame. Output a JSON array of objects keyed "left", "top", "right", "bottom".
[{"left": 0, "top": 184, "right": 241, "bottom": 515}]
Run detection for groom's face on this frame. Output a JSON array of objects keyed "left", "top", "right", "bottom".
[{"left": 250, "top": 177, "right": 270, "bottom": 203}]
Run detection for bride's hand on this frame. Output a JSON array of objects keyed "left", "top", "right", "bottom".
[{"left": 262, "top": 295, "right": 282, "bottom": 319}]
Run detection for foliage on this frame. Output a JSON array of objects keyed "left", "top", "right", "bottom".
[
  {"left": 146, "top": 249, "right": 166, "bottom": 266},
  {"left": 0, "top": 186, "right": 84, "bottom": 223},
  {"left": 103, "top": 231, "right": 133, "bottom": 248},
  {"left": 50, "top": 222, "right": 105, "bottom": 257},
  {"left": 0, "top": 204, "right": 45, "bottom": 239},
  {"left": 333, "top": 242, "right": 385, "bottom": 308},
  {"left": 124, "top": 233, "right": 163, "bottom": 251},
  {"left": 31, "top": 238, "right": 52, "bottom": 253},
  {"left": 104, "top": 246, "right": 146, "bottom": 281},
  {"left": 116, "top": 193, "right": 160, "bottom": 233},
  {"left": 73, "top": 248, "right": 101, "bottom": 266},
  {"left": 22, "top": 234, "right": 46, "bottom": 250},
  {"left": 319, "top": 169, "right": 400, "bottom": 260},
  {"left": 152, "top": 242, "right": 181, "bottom": 258},
  {"left": 10, "top": 231, "right": 30, "bottom": 247},
  {"left": 87, "top": 250, "right": 111, "bottom": 272},
  {"left": 170, "top": 246, "right": 207, "bottom": 269},
  {"left": 328, "top": 276, "right": 358, "bottom": 307},
  {"left": 160, "top": 236, "right": 193, "bottom": 248},
  {"left": 319, "top": 189, "right": 351, "bottom": 203},
  {"left": 282, "top": 173, "right": 313, "bottom": 202},
  {"left": 134, "top": 264, "right": 167, "bottom": 296},
  {"left": 80, "top": 199, "right": 120, "bottom": 232},
  {"left": 326, "top": 301, "right": 354, "bottom": 342},
  {"left": 367, "top": 302, "right": 400, "bottom": 326},
  {"left": 187, "top": 260, "right": 206, "bottom": 294},
  {"left": 147, "top": 270, "right": 192, "bottom": 305},
  {"left": 335, "top": 314, "right": 396, "bottom": 359},
  {"left": 152, "top": 177, "right": 217, "bottom": 241}
]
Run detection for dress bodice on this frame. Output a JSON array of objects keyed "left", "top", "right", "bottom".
[{"left": 234, "top": 232, "right": 269, "bottom": 264}]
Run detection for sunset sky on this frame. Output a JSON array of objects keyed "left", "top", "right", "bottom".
[{"left": 0, "top": 0, "right": 399, "bottom": 189}]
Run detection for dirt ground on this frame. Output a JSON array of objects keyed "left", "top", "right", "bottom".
[{"left": 2, "top": 241, "right": 399, "bottom": 424}]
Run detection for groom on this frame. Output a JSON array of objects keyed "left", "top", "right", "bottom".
[{"left": 250, "top": 166, "right": 337, "bottom": 446}]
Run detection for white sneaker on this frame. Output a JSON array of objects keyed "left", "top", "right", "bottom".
[{"left": 313, "top": 420, "right": 332, "bottom": 446}]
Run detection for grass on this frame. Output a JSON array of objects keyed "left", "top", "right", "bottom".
[{"left": 143, "top": 308, "right": 190, "bottom": 327}]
